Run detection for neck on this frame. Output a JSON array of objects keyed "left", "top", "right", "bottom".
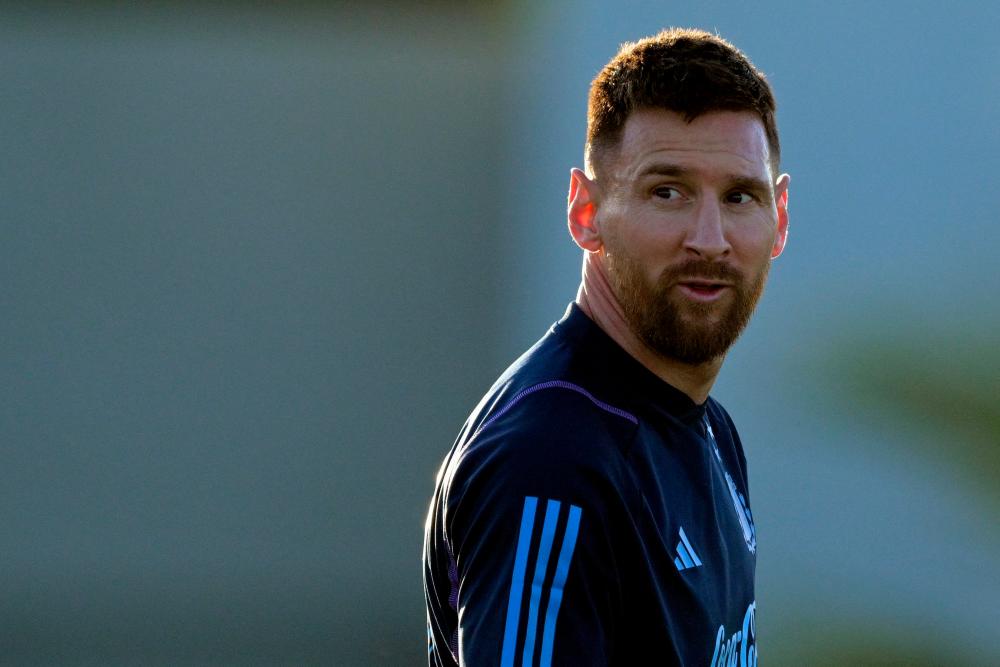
[{"left": 574, "top": 253, "right": 723, "bottom": 405}]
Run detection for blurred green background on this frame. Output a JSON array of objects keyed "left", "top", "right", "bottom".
[{"left": 1, "top": 1, "right": 997, "bottom": 665}]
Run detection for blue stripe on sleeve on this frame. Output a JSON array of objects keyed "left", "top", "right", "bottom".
[
  {"left": 500, "top": 496, "right": 538, "bottom": 667},
  {"left": 521, "top": 499, "right": 561, "bottom": 667},
  {"left": 538, "top": 504, "right": 582, "bottom": 667}
]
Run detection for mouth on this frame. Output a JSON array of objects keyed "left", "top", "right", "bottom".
[{"left": 675, "top": 279, "right": 732, "bottom": 301}]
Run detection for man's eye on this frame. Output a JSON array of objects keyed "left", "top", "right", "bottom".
[
  {"left": 653, "top": 186, "right": 682, "bottom": 200},
  {"left": 727, "top": 192, "right": 755, "bottom": 204}
]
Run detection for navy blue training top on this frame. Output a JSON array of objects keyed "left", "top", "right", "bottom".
[{"left": 423, "top": 304, "right": 758, "bottom": 666}]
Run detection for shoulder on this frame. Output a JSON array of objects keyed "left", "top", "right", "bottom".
[
  {"left": 456, "top": 315, "right": 639, "bottom": 470},
  {"left": 462, "top": 378, "right": 637, "bottom": 476},
  {"left": 443, "top": 376, "right": 639, "bottom": 531},
  {"left": 476, "top": 379, "right": 638, "bottom": 449},
  {"left": 705, "top": 397, "right": 749, "bottom": 481},
  {"left": 706, "top": 397, "right": 738, "bottom": 438}
]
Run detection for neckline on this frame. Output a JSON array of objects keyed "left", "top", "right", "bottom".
[{"left": 552, "top": 303, "right": 709, "bottom": 424}]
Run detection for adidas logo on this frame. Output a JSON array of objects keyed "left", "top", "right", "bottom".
[{"left": 673, "top": 526, "right": 703, "bottom": 571}]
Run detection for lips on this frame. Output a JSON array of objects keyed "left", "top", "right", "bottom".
[
  {"left": 675, "top": 279, "right": 732, "bottom": 301},
  {"left": 682, "top": 283, "right": 723, "bottom": 293},
  {"left": 678, "top": 278, "right": 731, "bottom": 290},
  {"left": 662, "top": 261, "right": 742, "bottom": 302}
]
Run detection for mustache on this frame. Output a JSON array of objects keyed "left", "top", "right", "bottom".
[{"left": 659, "top": 259, "right": 744, "bottom": 284}]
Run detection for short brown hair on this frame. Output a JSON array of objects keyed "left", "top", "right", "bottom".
[{"left": 586, "top": 28, "right": 780, "bottom": 177}]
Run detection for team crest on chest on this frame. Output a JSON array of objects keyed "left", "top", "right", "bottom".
[
  {"left": 705, "top": 417, "right": 756, "bottom": 554},
  {"left": 724, "top": 471, "right": 756, "bottom": 554}
]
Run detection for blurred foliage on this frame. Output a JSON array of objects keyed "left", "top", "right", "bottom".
[
  {"left": 825, "top": 326, "right": 999, "bottom": 503},
  {"left": 771, "top": 627, "right": 963, "bottom": 667}
]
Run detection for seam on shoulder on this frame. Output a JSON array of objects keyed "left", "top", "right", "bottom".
[{"left": 474, "top": 380, "right": 638, "bottom": 440}]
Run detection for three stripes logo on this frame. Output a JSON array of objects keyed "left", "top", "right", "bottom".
[
  {"left": 673, "top": 526, "right": 703, "bottom": 572},
  {"left": 500, "top": 496, "right": 583, "bottom": 667}
]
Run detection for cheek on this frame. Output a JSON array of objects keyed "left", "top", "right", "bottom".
[
  {"left": 731, "top": 224, "right": 779, "bottom": 264},
  {"left": 619, "top": 224, "right": 677, "bottom": 267},
  {"left": 603, "top": 207, "right": 682, "bottom": 279},
  {"left": 615, "top": 241, "right": 667, "bottom": 286}
]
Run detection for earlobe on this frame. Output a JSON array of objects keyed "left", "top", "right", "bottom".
[
  {"left": 771, "top": 173, "right": 790, "bottom": 258},
  {"left": 567, "top": 168, "right": 602, "bottom": 252}
]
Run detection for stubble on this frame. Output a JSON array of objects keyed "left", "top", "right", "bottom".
[{"left": 610, "top": 255, "right": 769, "bottom": 365}]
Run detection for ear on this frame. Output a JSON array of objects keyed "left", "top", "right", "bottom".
[
  {"left": 770, "top": 173, "right": 790, "bottom": 258},
  {"left": 567, "top": 168, "right": 602, "bottom": 252}
]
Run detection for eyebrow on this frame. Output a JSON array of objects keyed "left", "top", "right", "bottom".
[
  {"left": 634, "top": 163, "right": 691, "bottom": 179},
  {"left": 634, "top": 163, "right": 773, "bottom": 197},
  {"left": 727, "top": 176, "right": 773, "bottom": 198}
]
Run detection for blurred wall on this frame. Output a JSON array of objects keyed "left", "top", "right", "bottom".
[
  {"left": 2, "top": 2, "right": 997, "bottom": 666},
  {"left": 2, "top": 3, "right": 511, "bottom": 664}
]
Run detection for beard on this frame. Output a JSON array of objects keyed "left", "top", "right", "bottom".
[{"left": 608, "top": 253, "right": 769, "bottom": 365}]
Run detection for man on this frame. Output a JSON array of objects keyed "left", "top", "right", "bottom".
[{"left": 424, "top": 28, "right": 789, "bottom": 666}]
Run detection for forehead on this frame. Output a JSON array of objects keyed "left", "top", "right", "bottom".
[{"left": 614, "top": 108, "right": 772, "bottom": 181}]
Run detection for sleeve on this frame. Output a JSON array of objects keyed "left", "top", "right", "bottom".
[{"left": 443, "top": 390, "right": 634, "bottom": 666}]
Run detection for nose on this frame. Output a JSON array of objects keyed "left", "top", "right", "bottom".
[{"left": 684, "top": 198, "right": 731, "bottom": 260}]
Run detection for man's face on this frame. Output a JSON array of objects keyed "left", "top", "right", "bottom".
[{"left": 596, "top": 109, "right": 788, "bottom": 365}]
